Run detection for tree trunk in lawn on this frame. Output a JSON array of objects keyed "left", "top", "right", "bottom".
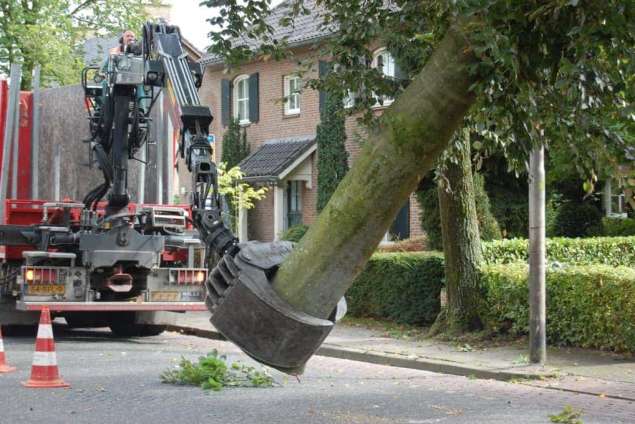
[
  {"left": 436, "top": 139, "right": 484, "bottom": 332},
  {"left": 272, "top": 20, "right": 480, "bottom": 319}
]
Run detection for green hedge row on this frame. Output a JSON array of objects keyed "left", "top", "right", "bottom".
[
  {"left": 347, "top": 252, "right": 444, "bottom": 325},
  {"left": 601, "top": 217, "right": 635, "bottom": 237},
  {"left": 347, "top": 249, "right": 635, "bottom": 351},
  {"left": 482, "top": 236, "right": 635, "bottom": 267},
  {"left": 480, "top": 263, "right": 635, "bottom": 352}
]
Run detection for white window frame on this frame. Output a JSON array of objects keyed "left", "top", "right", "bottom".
[
  {"left": 284, "top": 75, "right": 301, "bottom": 115},
  {"left": 233, "top": 75, "right": 250, "bottom": 124},
  {"left": 343, "top": 89, "right": 355, "bottom": 109},
  {"left": 372, "top": 48, "right": 395, "bottom": 107}
]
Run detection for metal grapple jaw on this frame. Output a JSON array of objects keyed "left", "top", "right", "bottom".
[{"left": 206, "top": 241, "right": 346, "bottom": 375}]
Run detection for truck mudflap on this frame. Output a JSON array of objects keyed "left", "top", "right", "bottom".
[{"left": 16, "top": 301, "right": 206, "bottom": 312}]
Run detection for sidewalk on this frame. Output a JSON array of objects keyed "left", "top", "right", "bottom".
[{"left": 168, "top": 311, "right": 635, "bottom": 401}]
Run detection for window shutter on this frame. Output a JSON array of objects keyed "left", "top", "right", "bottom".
[
  {"left": 318, "top": 60, "right": 331, "bottom": 114},
  {"left": 221, "top": 79, "right": 231, "bottom": 127},
  {"left": 248, "top": 72, "right": 259, "bottom": 123}
]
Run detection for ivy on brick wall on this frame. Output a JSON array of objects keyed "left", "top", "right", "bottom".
[
  {"left": 221, "top": 118, "right": 250, "bottom": 169},
  {"left": 316, "top": 92, "right": 349, "bottom": 212}
]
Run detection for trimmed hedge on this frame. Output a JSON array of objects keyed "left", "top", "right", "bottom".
[
  {"left": 482, "top": 236, "right": 635, "bottom": 267},
  {"left": 552, "top": 201, "right": 603, "bottom": 237},
  {"left": 280, "top": 224, "right": 309, "bottom": 243},
  {"left": 480, "top": 263, "right": 635, "bottom": 352},
  {"left": 347, "top": 252, "right": 444, "bottom": 325},
  {"left": 347, "top": 238, "right": 635, "bottom": 351},
  {"left": 601, "top": 217, "right": 635, "bottom": 237}
]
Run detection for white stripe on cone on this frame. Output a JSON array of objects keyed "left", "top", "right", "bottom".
[
  {"left": 32, "top": 351, "right": 58, "bottom": 367},
  {"left": 0, "top": 339, "right": 4, "bottom": 351},
  {"left": 36, "top": 324, "right": 53, "bottom": 339}
]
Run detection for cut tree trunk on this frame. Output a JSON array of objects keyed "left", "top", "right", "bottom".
[
  {"left": 436, "top": 139, "right": 484, "bottom": 333},
  {"left": 273, "top": 20, "right": 481, "bottom": 319}
]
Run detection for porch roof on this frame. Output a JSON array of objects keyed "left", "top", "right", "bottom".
[{"left": 238, "top": 135, "right": 316, "bottom": 184}]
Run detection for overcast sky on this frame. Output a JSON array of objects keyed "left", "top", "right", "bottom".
[{"left": 169, "top": 0, "right": 284, "bottom": 52}]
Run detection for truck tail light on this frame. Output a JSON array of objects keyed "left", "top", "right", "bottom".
[
  {"left": 23, "top": 267, "right": 62, "bottom": 284},
  {"left": 176, "top": 269, "right": 207, "bottom": 285}
]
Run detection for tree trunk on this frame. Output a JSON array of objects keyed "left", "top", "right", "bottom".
[
  {"left": 436, "top": 139, "right": 483, "bottom": 333},
  {"left": 272, "top": 20, "right": 480, "bottom": 319}
]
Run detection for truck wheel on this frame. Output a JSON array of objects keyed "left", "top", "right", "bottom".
[
  {"left": 64, "top": 313, "right": 110, "bottom": 328},
  {"left": 109, "top": 323, "right": 166, "bottom": 337},
  {"left": 1, "top": 325, "right": 38, "bottom": 337},
  {"left": 108, "top": 312, "right": 165, "bottom": 337}
]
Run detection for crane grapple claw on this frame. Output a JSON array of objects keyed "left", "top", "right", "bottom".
[{"left": 206, "top": 241, "right": 344, "bottom": 375}]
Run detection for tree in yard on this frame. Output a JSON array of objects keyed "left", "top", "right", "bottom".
[
  {"left": 220, "top": 118, "right": 251, "bottom": 230},
  {"left": 220, "top": 118, "right": 250, "bottom": 170},
  {"left": 316, "top": 90, "right": 349, "bottom": 212},
  {"left": 435, "top": 139, "right": 484, "bottom": 332},
  {"left": 417, "top": 167, "right": 501, "bottom": 251},
  {"left": 0, "top": 0, "right": 156, "bottom": 89},
  {"left": 217, "top": 163, "right": 268, "bottom": 217},
  {"left": 204, "top": 0, "right": 634, "bottom": 328}
]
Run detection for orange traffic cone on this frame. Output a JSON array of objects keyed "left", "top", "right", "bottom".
[
  {"left": 0, "top": 325, "right": 16, "bottom": 373},
  {"left": 22, "top": 307, "right": 69, "bottom": 388}
]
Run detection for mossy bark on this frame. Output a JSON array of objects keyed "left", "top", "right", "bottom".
[
  {"left": 436, "top": 140, "right": 484, "bottom": 332},
  {"left": 272, "top": 20, "right": 480, "bottom": 319}
]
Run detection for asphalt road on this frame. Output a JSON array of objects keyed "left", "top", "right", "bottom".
[{"left": 0, "top": 328, "right": 633, "bottom": 424}]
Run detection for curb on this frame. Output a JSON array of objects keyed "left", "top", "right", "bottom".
[
  {"left": 167, "top": 324, "right": 554, "bottom": 382},
  {"left": 315, "top": 345, "right": 554, "bottom": 382},
  {"left": 165, "top": 324, "right": 226, "bottom": 341}
]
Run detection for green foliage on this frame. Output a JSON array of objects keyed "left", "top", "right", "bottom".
[
  {"left": 482, "top": 160, "right": 530, "bottom": 238},
  {"left": 217, "top": 163, "right": 267, "bottom": 211},
  {"left": 160, "top": 350, "right": 274, "bottom": 391},
  {"left": 549, "top": 406, "right": 584, "bottom": 424},
  {"left": 317, "top": 91, "right": 348, "bottom": 212},
  {"left": 473, "top": 173, "right": 502, "bottom": 242},
  {"left": 480, "top": 263, "right": 635, "bottom": 351},
  {"left": 217, "top": 163, "right": 268, "bottom": 232},
  {"left": 346, "top": 237, "right": 635, "bottom": 350},
  {"left": 346, "top": 252, "right": 445, "bottom": 325},
  {"left": 0, "top": 0, "right": 155, "bottom": 89},
  {"left": 206, "top": 0, "right": 634, "bottom": 176},
  {"left": 280, "top": 224, "right": 309, "bottom": 243},
  {"left": 205, "top": 0, "right": 635, "bottom": 338},
  {"left": 552, "top": 201, "right": 603, "bottom": 237},
  {"left": 221, "top": 118, "right": 250, "bottom": 170},
  {"left": 416, "top": 180, "right": 442, "bottom": 250},
  {"left": 416, "top": 172, "right": 501, "bottom": 250},
  {"left": 600, "top": 217, "right": 635, "bottom": 236},
  {"left": 482, "top": 236, "right": 635, "bottom": 267}
]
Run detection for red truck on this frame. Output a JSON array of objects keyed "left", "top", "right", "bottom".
[
  {"left": 0, "top": 23, "right": 220, "bottom": 336},
  {"left": 0, "top": 199, "right": 207, "bottom": 336}
]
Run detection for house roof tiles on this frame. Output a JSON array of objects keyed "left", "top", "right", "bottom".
[
  {"left": 200, "top": 0, "right": 330, "bottom": 66},
  {"left": 238, "top": 135, "right": 316, "bottom": 183}
]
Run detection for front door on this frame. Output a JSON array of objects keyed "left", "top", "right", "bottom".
[{"left": 286, "top": 180, "right": 302, "bottom": 228}]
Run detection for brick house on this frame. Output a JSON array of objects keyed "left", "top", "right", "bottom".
[{"left": 198, "top": 0, "right": 422, "bottom": 242}]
